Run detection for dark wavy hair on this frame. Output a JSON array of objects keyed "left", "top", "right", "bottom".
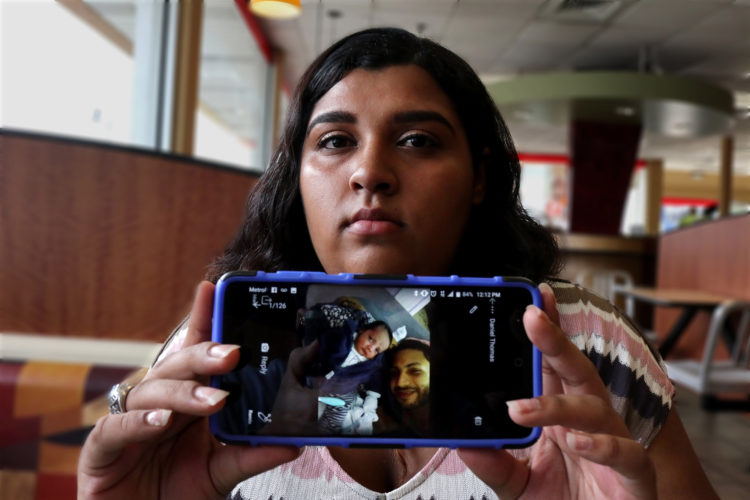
[
  {"left": 387, "top": 338, "right": 431, "bottom": 364},
  {"left": 207, "top": 27, "right": 559, "bottom": 283},
  {"left": 360, "top": 320, "right": 394, "bottom": 344}
]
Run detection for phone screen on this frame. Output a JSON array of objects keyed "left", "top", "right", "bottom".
[{"left": 212, "top": 278, "right": 538, "bottom": 445}]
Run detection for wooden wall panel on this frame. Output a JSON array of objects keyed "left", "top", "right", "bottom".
[
  {"left": 654, "top": 215, "right": 750, "bottom": 357},
  {"left": 663, "top": 170, "right": 750, "bottom": 203},
  {"left": 656, "top": 216, "right": 750, "bottom": 297},
  {"left": 0, "top": 132, "right": 259, "bottom": 341}
]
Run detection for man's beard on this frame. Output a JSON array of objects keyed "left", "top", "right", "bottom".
[{"left": 395, "top": 387, "right": 429, "bottom": 410}]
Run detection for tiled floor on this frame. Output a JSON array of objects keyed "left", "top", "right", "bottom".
[{"left": 674, "top": 390, "right": 750, "bottom": 499}]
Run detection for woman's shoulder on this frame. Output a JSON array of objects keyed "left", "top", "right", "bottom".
[
  {"left": 546, "top": 278, "right": 675, "bottom": 447},
  {"left": 547, "top": 278, "right": 647, "bottom": 348}
]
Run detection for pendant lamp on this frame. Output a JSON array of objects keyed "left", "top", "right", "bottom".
[{"left": 249, "top": 0, "right": 301, "bottom": 19}]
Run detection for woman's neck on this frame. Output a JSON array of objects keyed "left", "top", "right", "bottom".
[{"left": 327, "top": 446, "right": 439, "bottom": 492}]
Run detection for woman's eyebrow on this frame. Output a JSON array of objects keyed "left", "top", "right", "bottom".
[
  {"left": 393, "top": 110, "right": 454, "bottom": 133},
  {"left": 306, "top": 111, "right": 355, "bottom": 136}
]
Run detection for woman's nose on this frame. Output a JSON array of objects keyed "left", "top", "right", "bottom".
[{"left": 348, "top": 141, "right": 398, "bottom": 195}]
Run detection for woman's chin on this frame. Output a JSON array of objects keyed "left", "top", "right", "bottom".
[
  {"left": 316, "top": 242, "right": 454, "bottom": 277},
  {"left": 328, "top": 261, "right": 445, "bottom": 277}
]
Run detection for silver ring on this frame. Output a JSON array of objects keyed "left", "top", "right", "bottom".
[{"left": 108, "top": 382, "right": 135, "bottom": 414}]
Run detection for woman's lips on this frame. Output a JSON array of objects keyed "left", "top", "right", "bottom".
[
  {"left": 347, "top": 220, "right": 401, "bottom": 235},
  {"left": 346, "top": 208, "right": 403, "bottom": 236}
]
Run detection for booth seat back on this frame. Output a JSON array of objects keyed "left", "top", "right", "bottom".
[{"left": 1, "top": 359, "right": 143, "bottom": 500}]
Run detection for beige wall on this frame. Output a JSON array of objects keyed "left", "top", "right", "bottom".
[{"left": 663, "top": 170, "right": 750, "bottom": 203}]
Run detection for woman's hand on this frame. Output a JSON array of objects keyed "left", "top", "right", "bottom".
[
  {"left": 77, "top": 281, "right": 300, "bottom": 500},
  {"left": 459, "top": 283, "right": 657, "bottom": 500}
]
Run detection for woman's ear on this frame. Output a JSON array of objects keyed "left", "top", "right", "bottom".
[{"left": 472, "top": 149, "right": 489, "bottom": 205}]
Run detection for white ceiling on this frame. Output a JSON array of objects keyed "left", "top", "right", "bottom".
[
  {"left": 258, "top": 0, "right": 750, "bottom": 175},
  {"left": 89, "top": 0, "right": 750, "bottom": 175}
]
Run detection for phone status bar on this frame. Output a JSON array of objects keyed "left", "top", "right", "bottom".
[{"left": 412, "top": 289, "right": 501, "bottom": 299}]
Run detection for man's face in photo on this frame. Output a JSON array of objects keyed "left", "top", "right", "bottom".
[{"left": 389, "top": 348, "right": 430, "bottom": 409}]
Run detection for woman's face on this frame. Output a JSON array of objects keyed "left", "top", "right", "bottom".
[{"left": 299, "top": 64, "right": 484, "bottom": 275}]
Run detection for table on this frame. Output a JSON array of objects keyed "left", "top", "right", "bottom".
[{"left": 612, "top": 286, "right": 735, "bottom": 358}]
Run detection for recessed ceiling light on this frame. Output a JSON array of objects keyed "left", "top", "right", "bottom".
[
  {"left": 615, "top": 106, "right": 636, "bottom": 117},
  {"left": 513, "top": 109, "right": 534, "bottom": 121},
  {"left": 670, "top": 121, "right": 693, "bottom": 135}
]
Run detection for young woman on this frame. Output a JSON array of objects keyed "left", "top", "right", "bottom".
[{"left": 78, "top": 28, "right": 717, "bottom": 499}]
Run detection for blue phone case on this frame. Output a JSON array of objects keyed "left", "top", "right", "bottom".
[{"left": 210, "top": 271, "right": 542, "bottom": 449}]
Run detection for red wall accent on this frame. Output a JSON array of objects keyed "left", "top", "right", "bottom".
[{"left": 234, "top": 0, "right": 273, "bottom": 63}]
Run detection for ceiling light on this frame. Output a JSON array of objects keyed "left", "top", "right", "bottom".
[
  {"left": 615, "top": 105, "right": 636, "bottom": 117},
  {"left": 249, "top": 0, "right": 300, "bottom": 19},
  {"left": 514, "top": 109, "right": 534, "bottom": 121},
  {"left": 690, "top": 169, "right": 705, "bottom": 180},
  {"left": 538, "top": 0, "right": 636, "bottom": 23}
]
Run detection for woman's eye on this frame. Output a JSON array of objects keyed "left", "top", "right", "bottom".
[
  {"left": 317, "top": 134, "right": 353, "bottom": 149},
  {"left": 398, "top": 133, "right": 438, "bottom": 148}
]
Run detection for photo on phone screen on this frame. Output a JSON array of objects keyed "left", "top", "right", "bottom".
[{"left": 210, "top": 273, "right": 541, "bottom": 448}]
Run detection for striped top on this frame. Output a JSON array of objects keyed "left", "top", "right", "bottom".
[{"left": 226, "top": 280, "right": 675, "bottom": 500}]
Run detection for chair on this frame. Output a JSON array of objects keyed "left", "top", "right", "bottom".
[
  {"left": 666, "top": 301, "right": 750, "bottom": 410},
  {"left": 575, "top": 269, "right": 635, "bottom": 316},
  {"left": 574, "top": 269, "right": 665, "bottom": 345}
]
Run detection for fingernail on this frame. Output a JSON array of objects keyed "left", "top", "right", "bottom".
[
  {"left": 194, "top": 386, "right": 230, "bottom": 406},
  {"left": 506, "top": 398, "right": 541, "bottom": 414},
  {"left": 208, "top": 344, "right": 240, "bottom": 358},
  {"left": 538, "top": 282, "right": 553, "bottom": 294},
  {"left": 146, "top": 409, "right": 172, "bottom": 426},
  {"left": 525, "top": 304, "right": 543, "bottom": 317},
  {"left": 566, "top": 431, "right": 593, "bottom": 451}
]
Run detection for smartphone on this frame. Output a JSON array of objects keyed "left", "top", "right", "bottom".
[{"left": 210, "top": 271, "right": 542, "bottom": 449}]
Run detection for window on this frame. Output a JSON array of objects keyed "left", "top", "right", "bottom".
[{"left": 2, "top": 0, "right": 133, "bottom": 144}]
